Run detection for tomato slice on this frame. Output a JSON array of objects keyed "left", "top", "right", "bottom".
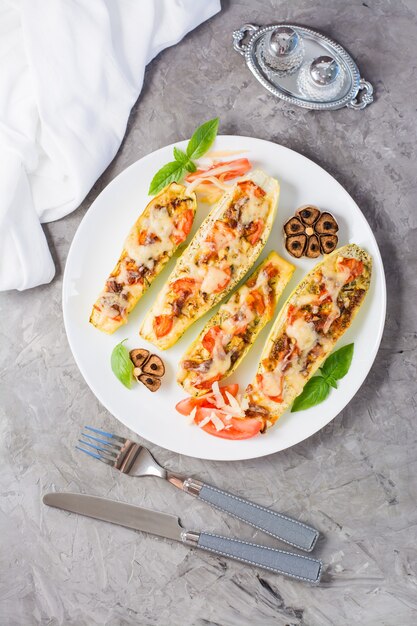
[
  {"left": 172, "top": 209, "right": 194, "bottom": 245},
  {"left": 194, "top": 374, "right": 222, "bottom": 390},
  {"left": 202, "top": 326, "right": 223, "bottom": 354},
  {"left": 175, "top": 395, "right": 209, "bottom": 415},
  {"left": 176, "top": 383, "right": 240, "bottom": 416},
  {"left": 220, "top": 383, "right": 239, "bottom": 399},
  {"left": 195, "top": 407, "right": 262, "bottom": 440},
  {"left": 246, "top": 219, "right": 265, "bottom": 245},
  {"left": 153, "top": 314, "right": 174, "bottom": 338},
  {"left": 185, "top": 158, "right": 252, "bottom": 183},
  {"left": 171, "top": 277, "right": 197, "bottom": 294}
]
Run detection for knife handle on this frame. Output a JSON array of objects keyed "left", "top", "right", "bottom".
[
  {"left": 167, "top": 474, "right": 318, "bottom": 552},
  {"left": 184, "top": 531, "right": 322, "bottom": 583}
]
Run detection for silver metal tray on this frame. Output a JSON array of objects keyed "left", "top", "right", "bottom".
[{"left": 233, "top": 23, "right": 374, "bottom": 111}]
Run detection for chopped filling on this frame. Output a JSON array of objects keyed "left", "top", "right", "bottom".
[
  {"left": 178, "top": 258, "right": 279, "bottom": 391},
  {"left": 250, "top": 254, "right": 369, "bottom": 413},
  {"left": 93, "top": 195, "right": 194, "bottom": 324},
  {"left": 150, "top": 180, "right": 271, "bottom": 340}
]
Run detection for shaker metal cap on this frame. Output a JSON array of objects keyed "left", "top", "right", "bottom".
[
  {"left": 267, "top": 26, "right": 299, "bottom": 56},
  {"left": 310, "top": 56, "right": 340, "bottom": 85}
]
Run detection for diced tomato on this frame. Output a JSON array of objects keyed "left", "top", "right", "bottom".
[
  {"left": 247, "top": 289, "right": 266, "bottom": 315},
  {"left": 195, "top": 408, "right": 262, "bottom": 440},
  {"left": 138, "top": 230, "right": 148, "bottom": 245},
  {"left": 172, "top": 209, "right": 194, "bottom": 245},
  {"left": 185, "top": 158, "right": 252, "bottom": 183},
  {"left": 202, "top": 326, "right": 223, "bottom": 354},
  {"left": 337, "top": 257, "right": 364, "bottom": 283},
  {"left": 245, "top": 219, "right": 265, "bottom": 245},
  {"left": 138, "top": 231, "right": 160, "bottom": 246},
  {"left": 212, "top": 266, "right": 231, "bottom": 293},
  {"left": 237, "top": 180, "right": 266, "bottom": 198},
  {"left": 171, "top": 277, "right": 197, "bottom": 294},
  {"left": 205, "top": 220, "right": 236, "bottom": 248},
  {"left": 153, "top": 314, "right": 174, "bottom": 338},
  {"left": 263, "top": 263, "right": 279, "bottom": 279}
]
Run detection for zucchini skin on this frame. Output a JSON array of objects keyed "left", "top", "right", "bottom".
[
  {"left": 90, "top": 183, "right": 196, "bottom": 334},
  {"left": 245, "top": 243, "right": 372, "bottom": 427},
  {"left": 177, "top": 251, "right": 294, "bottom": 396},
  {"left": 140, "top": 170, "right": 280, "bottom": 349}
]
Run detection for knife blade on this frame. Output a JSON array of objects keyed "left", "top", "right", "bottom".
[
  {"left": 43, "top": 492, "right": 184, "bottom": 542},
  {"left": 43, "top": 492, "right": 322, "bottom": 583}
]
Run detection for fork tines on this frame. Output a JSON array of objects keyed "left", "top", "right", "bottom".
[{"left": 76, "top": 426, "right": 127, "bottom": 466}]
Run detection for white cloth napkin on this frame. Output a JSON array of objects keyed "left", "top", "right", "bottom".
[{"left": 0, "top": 0, "right": 220, "bottom": 291}]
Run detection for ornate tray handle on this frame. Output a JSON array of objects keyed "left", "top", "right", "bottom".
[
  {"left": 233, "top": 24, "right": 259, "bottom": 55},
  {"left": 347, "top": 79, "right": 374, "bottom": 110}
]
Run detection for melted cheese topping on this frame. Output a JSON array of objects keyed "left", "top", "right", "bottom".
[
  {"left": 259, "top": 256, "right": 357, "bottom": 403},
  {"left": 201, "top": 266, "right": 229, "bottom": 294},
  {"left": 260, "top": 371, "right": 283, "bottom": 397},
  {"left": 124, "top": 206, "right": 174, "bottom": 270},
  {"left": 286, "top": 319, "right": 318, "bottom": 352},
  {"left": 240, "top": 188, "right": 268, "bottom": 225}
]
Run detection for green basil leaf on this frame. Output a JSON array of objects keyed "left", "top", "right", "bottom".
[
  {"left": 185, "top": 161, "right": 197, "bottom": 173},
  {"left": 111, "top": 339, "right": 133, "bottom": 389},
  {"left": 148, "top": 161, "right": 186, "bottom": 196},
  {"left": 326, "top": 375, "right": 338, "bottom": 390},
  {"left": 173, "top": 147, "right": 188, "bottom": 163},
  {"left": 186, "top": 117, "right": 219, "bottom": 160},
  {"left": 173, "top": 147, "right": 196, "bottom": 173},
  {"left": 291, "top": 377, "right": 330, "bottom": 412},
  {"left": 321, "top": 343, "right": 354, "bottom": 382}
]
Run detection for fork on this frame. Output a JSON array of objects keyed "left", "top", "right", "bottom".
[{"left": 77, "top": 425, "right": 319, "bottom": 552}]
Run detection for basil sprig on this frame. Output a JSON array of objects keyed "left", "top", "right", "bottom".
[
  {"left": 291, "top": 343, "right": 354, "bottom": 412},
  {"left": 111, "top": 339, "right": 134, "bottom": 389},
  {"left": 148, "top": 118, "right": 219, "bottom": 195}
]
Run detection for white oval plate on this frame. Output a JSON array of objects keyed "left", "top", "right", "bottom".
[{"left": 63, "top": 136, "right": 386, "bottom": 461}]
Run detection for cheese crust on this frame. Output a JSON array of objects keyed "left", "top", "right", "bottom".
[
  {"left": 245, "top": 243, "right": 372, "bottom": 426},
  {"left": 177, "top": 251, "right": 294, "bottom": 396},
  {"left": 90, "top": 183, "right": 196, "bottom": 334},
  {"left": 140, "top": 170, "right": 280, "bottom": 349}
]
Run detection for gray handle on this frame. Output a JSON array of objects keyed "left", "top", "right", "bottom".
[
  {"left": 197, "top": 532, "right": 322, "bottom": 583},
  {"left": 198, "top": 483, "right": 318, "bottom": 552}
]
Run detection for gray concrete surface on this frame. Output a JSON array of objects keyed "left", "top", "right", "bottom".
[{"left": 1, "top": 1, "right": 417, "bottom": 624}]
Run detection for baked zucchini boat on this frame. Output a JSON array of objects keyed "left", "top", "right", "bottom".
[
  {"left": 90, "top": 183, "right": 196, "bottom": 334},
  {"left": 245, "top": 243, "right": 372, "bottom": 427},
  {"left": 140, "top": 170, "right": 280, "bottom": 349},
  {"left": 177, "top": 252, "right": 294, "bottom": 396}
]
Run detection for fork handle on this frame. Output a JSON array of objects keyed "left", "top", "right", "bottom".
[
  {"left": 167, "top": 474, "right": 319, "bottom": 552},
  {"left": 183, "top": 531, "right": 322, "bottom": 583}
]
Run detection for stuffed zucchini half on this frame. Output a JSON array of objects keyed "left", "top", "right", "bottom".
[
  {"left": 177, "top": 252, "right": 294, "bottom": 396},
  {"left": 90, "top": 183, "right": 196, "bottom": 334},
  {"left": 140, "top": 170, "right": 280, "bottom": 349},
  {"left": 245, "top": 244, "right": 372, "bottom": 428}
]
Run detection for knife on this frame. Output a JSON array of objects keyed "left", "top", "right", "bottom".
[{"left": 43, "top": 492, "right": 322, "bottom": 583}]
